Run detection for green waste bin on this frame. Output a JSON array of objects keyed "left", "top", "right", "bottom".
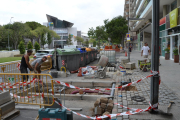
[
  {"left": 54, "top": 48, "right": 81, "bottom": 72},
  {"left": 77, "top": 48, "right": 87, "bottom": 67}
]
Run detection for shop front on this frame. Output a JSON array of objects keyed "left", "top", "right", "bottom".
[{"left": 159, "top": 7, "right": 180, "bottom": 60}]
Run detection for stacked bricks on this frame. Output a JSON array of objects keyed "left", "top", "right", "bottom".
[{"left": 93, "top": 97, "right": 114, "bottom": 119}]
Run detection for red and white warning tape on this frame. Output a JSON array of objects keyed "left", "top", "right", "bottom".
[
  {"left": 0, "top": 78, "right": 37, "bottom": 88},
  {"left": 54, "top": 71, "right": 159, "bottom": 91},
  {"left": 54, "top": 100, "right": 158, "bottom": 120}
]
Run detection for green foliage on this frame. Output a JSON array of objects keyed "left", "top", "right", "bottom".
[
  {"left": 34, "top": 41, "right": 40, "bottom": 52},
  {"left": 89, "top": 38, "right": 95, "bottom": 43},
  {"left": 104, "top": 15, "right": 128, "bottom": 43},
  {"left": 84, "top": 39, "right": 89, "bottom": 47},
  {"left": 88, "top": 27, "right": 96, "bottom": 38},
  {"left": 25, "top": 21, "right": 42, "bottom": 30},
  {"left": 41, "top": 32, "right": 46, "bottom": 48},
  {"left": 18, "top": 41, "right": 25, "bottom": 54},
  {"left": 67, "top": 34, "right": 73, "bottom": 45},
  {"left": 0, "top": 21, "right": 59, "bottom": 49},
  {"left": 173, "top": 48, "right": 178, "bottom": 55},
  {"left": 75, "top": 36, "right": 84, "bottom": 42},
  {"left": 93, "top": 41, "right": 96, "bottom": 47},
  {"left": 165, "top": 48, "right": 170, "bottom": 53},
  {"left": 27, "top": 41, "right": 33, "bottom": 49},
  {"left": 4, "top": 22, "right": 30, "bottom": 49},
  {"left": 47, "top": 32, "right": 52, "bottom": 48}
]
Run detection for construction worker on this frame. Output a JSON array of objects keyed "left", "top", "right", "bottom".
[
  {"left": 20, "top": 49, "right": 34, "bottom": 82},
  {"left": 30, "top": 56, "right": 47, "bottom": 79}
]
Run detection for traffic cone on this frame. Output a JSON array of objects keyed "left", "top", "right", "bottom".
[
  {"left": 77, "top": 68, "right": 82, "bottom": 77},
  {"left": 125, "top": 51, "right": 127, "bottom": 56}
]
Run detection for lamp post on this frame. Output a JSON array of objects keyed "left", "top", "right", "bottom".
[
  {"left": 127, "top": 18, "right": 145, "bottom": 61},
  {"left": 8, "top": 17, "right": 14, "bottom": 51}
]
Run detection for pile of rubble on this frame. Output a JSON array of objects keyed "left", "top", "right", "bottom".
[{"left": 93, "top": 97, "right": 114, "bottom": 120}]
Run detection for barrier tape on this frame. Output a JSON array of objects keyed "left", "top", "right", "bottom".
[
  {"left": 17, "top": 62, "right": 20, "bottom": 71},
  {"left": 0, "top": 78, "right": 37, "bottom": 88},
  {"left": 54, "top": 100, "right": 158, "bottom": 120},
  {"left": 0, "top": 78, "right": 45, "bottom": 99},
  {"left": 54, "top": 71, "right": 159, "bottom": 91}
]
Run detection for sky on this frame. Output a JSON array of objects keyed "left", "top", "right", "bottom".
[{"left": 0, "top": 0, "right": 125, "bottom": 35}]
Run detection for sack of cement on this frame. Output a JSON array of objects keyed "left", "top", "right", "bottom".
[{"left": 100, "top": 97, "right": 108, "bottom": 104}]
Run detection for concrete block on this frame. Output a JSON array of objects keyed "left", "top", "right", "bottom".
[
  {"left": 0, "top": 100, "right": 15, "bottom": 116},
  {"left": 121, "top": 59, "right": 129, "bottom": 65},
  {"left": 0, "top": 91, "right": 11, "bottom": 105},
  {"left": 125, "top": 62, "right": 136, "bottom": 69}
]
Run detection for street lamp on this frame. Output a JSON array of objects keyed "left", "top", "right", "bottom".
[
  {"left": 127, "top": 17, "right": 145, "bottom": 61},
  {"left": 8, "top": 17, "right": 14, "bottom": 51}
]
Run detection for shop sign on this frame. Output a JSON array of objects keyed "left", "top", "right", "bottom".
[
  {"left": 159, "top": 17, "right": 166, "bottom": 26},
  {"left": 170, "top": 8, "right": 178, "bottom": 28},
  {"left": 126, "top": 33, "right": 130, "bottom": 41}
]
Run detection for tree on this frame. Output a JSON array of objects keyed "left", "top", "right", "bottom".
[
  {"left": 34, "top": 41, "right": 40, "bottom": 52},
  {"left": 87, "top": 27, "right": 96, "bottom": 38},
  {"left": 18, "top": 41, "right": 25, "bottom": 54},
  {"left": 93, "top": 41, "right": 97, "bottom": 47},
  {"left": 25, "top": 21, "right": 42, "bottom": 44},
  {"left": 47, "top": 30, "right": 60, "bottom": 48},
  {"left": 95, "top": 26, "right": 108, "bottom": 48},
  {"left": 47, "top": 32, "right": 52, "bottom": 49},
  {"left": 104, "top": 15, "right": 128, "bottom": 48},
  {"left": 84, "top": 39, "right": 89, "bottom": 47},
  {"left": 25, "top": 21, "right": 42, "bottom": 30},
  {"left": 41, "top": 32, "right": 46, "bottom": 49},
  {"left": 34, "top": 26, "right": 49, "bottom": 44},
  {"left": 67, "top": 34, "right": 73, "bottom": 45},
  {"left": 4, "top": 22, "right": 30, "bottom": 49},
  {"left": 75, "top": 36, "right": 84, "bottom": 42},
  {"left": 89, "top": 38, "right": 96, "bottom": 43},
  {"left": 27, "top": 41, "right": 33, "bottom": 49}
]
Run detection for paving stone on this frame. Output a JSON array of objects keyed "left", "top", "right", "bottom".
[
  {"left": 118, "top": 109, "right": 123, "bottom": 113},
  {"left": 128, "top": 101, "right": 133, "bottom": 105},
  {"left": 118, "top": 99, "right": 122, "bottom": 102},
  {"left": 138, "top": 102, "right": 143, "bottom": 105},
  {"left": 123, "top": 115, "right": 129, "bottom": 119},
  {"left": 117, "top": 116, "right": 123, "bottom": 120}
]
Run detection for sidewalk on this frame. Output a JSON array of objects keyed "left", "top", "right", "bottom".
[
  {"left": 116, "top": 50, "right": 180, "bottom": 120},
  {"left": 124, "top": 50, "right": 180, "bottom": 99}
]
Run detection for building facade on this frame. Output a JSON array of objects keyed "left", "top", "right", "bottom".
[
  {"left": 43, "top": 14, "right": 78, "bottom": 49},
  {"left": 124, "top": 0, "right": 180, "bottom": 60}
]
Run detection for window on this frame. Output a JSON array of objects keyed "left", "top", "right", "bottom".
[{"left": 171, "top": 0, "right": 177, "bottom": 11}]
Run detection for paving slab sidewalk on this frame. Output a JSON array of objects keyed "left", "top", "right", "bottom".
[{"left": 116, "top": 50, "right": 180, "bottom": 120}]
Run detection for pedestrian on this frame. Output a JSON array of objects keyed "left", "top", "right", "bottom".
[
  {"left": 141, "top": 42, "right": 150, "bottom": 58},
  {"left": 30, "top": 56, "right": 47, "bottom": 79},
  {"left": 20, "top": 49, "right": 34, "bottom": 82},
  {"left": 129, "top": 44, "right": 132, "bottom": 52}
]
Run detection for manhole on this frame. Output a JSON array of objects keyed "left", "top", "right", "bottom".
[{"left": 131, "top": 96, "right": 145, "bottom": 102}]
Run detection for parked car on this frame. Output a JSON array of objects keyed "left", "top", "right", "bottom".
[{"left": 33, "top": 49, "right": 54, "bottom": 68}]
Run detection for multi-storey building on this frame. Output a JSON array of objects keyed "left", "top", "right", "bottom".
[
  {"left": 124, "top": 0, "right": 180, "bottom": 60},
  {"left": 43, "top": 14, "right": 78, "bottom": 48}
]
